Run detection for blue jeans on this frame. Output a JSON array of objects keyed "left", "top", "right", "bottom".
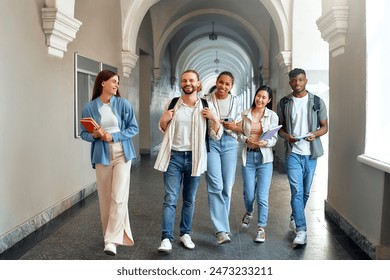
[
  {"left": 286, "top": 153, "right": 317, "bottom": 232},
  {"left": 161, "top": 150, "right": 201, "bottom": 240},
  {"left": 206, "top": 133, "right": 237, "bottom": 233},
  {"left": 241, "top": 150, "right": 273, "bottom": 227}
]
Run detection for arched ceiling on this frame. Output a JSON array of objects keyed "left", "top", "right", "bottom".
[
  {"left": 122, "top": 0, "right": 292, "bottom": 94},
  {"left": 176, "top": 36, "right": 252, "bottom": 96},
  {"left": 168, "top": 12, "right": 262, "bottom": 95},
  {"left": 148, "top": 0, "right": 275, "bottom": 95}
]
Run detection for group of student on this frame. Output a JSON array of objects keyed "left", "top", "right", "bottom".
[{"left": 80, "top": 67, "right": 328, "bottom": 256}]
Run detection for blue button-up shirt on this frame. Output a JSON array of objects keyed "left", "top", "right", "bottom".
[{"left": 80, "top": 96, "right": 139, "bottom": 168}]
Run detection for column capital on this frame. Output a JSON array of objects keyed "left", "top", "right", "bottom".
[
  {"left": 317, "top": 5, "right": 349, "bottom": 57},
  {"left": 41, "top": 7, "right": 82, "bottom": 58}
]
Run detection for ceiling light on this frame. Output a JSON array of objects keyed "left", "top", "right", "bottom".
[{"left": 209, "top": 22, "right": 217, "bottom": 41}]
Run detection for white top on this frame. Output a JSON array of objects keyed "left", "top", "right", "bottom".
[
  {"left": 171, "top": 103, "right": 195, "bottom": 151},
  {"left": 215, "top": 95, "right": 232, "bottom": 119},
  {"left": 98, "top": 103, "right": 120, "bottom": 134},
  {"left": 154, "top": 97, "right": 216, "bottom": 176},
  {"left": 291, "top": 94, "right": 311, "bottom": 155},
  {"left": 203, "top": 93, "right": 242, "bottom": 139}
]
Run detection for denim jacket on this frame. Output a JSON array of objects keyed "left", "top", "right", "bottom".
[{"left": 80, "top": 96, "right": 139, "bottom": 168}]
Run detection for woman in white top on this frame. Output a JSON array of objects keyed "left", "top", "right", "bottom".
[
  {"left": 80, "top": 70, "right": 139, "bottom": 256},
  {"left": 238, "top": 85, "right": 279, "bottom": 243},
  {"left": 203, "top": 71, "right": 242, "bottom": 245}
]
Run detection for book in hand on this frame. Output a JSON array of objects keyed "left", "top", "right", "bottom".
[
  {"left": 259, "top": 125, "right": 282, "bottom": 141},
  {"left": 80, "top": 117, "right": 100, "bottom": 133}
]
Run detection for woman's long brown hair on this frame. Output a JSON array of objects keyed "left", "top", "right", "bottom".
[{"left": 91, "top": 70, "right": 121, "bottom": 100}]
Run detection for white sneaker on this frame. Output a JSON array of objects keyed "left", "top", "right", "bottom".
[
  {"left": 293, "top": 231, "right": 307, "bottom": 246},
  {"left": 216, "top": 232, "right": 231, "bottom": 245},
  {"left": 289, "top": 217, "right": 297, "bottom": 233},
  {"left": 180, "top": 234, "right": 195, "bottom": 250},
  {"left": 254, "top": 228, "right": 266, "bottom": 243},
  {"left": 158, "top": 238, "right": 172, "bottom": 253},
  {"left": 104, "top": 242, "right": 117, "bottom": 256}
]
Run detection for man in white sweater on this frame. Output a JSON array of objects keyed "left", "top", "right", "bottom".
[{"left": 154, "top": 70, "right": 221, "bottom": 253}]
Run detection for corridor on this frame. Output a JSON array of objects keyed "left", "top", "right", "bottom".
[{"left": 0, "top": 153, "right": 369, "bottom": 260}]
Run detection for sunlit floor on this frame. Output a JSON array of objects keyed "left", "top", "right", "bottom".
[{"left": 0, "top": 151, "right": 370, "bottom": 260}]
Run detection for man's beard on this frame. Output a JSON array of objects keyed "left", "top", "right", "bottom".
[
  {"left": 182, "top": 85, "right": 196, "bottom": 95},
  {"left": 293, "top": 86, "right": 306, "bottom": 94}
]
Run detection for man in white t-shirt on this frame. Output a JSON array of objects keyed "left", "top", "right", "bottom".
[
  {"left": 154, "top": 70, "right": 220, "bottom": 253},
  {"left": 277, "top": 68, "right": 328, "bottom": 247}
]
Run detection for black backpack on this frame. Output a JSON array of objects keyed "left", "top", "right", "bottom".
[{"left": 168, "top": 97, "right": 210, "bottom": 152}]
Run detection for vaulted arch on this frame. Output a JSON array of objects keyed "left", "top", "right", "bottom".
[{"left": 120, "top": 0, "right": 292, "bottom": 76}]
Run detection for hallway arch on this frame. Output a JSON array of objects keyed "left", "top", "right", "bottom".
[{"left": 121, "top": 0, "right": 293, "bottom": 80}]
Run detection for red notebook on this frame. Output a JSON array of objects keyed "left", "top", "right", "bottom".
[{"left": 80, "top": 118, "right": 100, "bottom": 133}]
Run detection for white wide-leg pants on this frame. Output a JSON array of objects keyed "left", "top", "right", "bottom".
[{"left": 95, "top": 142, "right": 134, "bottom": 246}]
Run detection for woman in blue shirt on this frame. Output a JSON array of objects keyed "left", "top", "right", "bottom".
[{"left": 80, "top": 70, "right": 139, "bottom": 256}]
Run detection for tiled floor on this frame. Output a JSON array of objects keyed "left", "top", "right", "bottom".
[{"left": 0, "top": 153, "right": 370, "bottom": 260}]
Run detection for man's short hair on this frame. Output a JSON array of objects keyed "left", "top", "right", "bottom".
[{"left": 288, "top": 68, "right": 306, "bottom": 78}]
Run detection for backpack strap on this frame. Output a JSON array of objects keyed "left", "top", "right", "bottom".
[
  {"left": 280, "top": 96, "right": 289, "bottom": 109},
  {"left": 200, "top": 98, "right": 208, "bottom": 108},
  {"left": 200, "top": 98, "right": 210, "bottom": 152},
  {"left": 167, "top": 97, "right": 180, "bottom": 110},
  {"left": 313, "top": 95, "right": 321, "bottom": 127},
  {"left": 313, "top": 95, "right": 320, "bottom": 111},
  {"left": 280, "top": 96, "right": 289, "bottom": 123}
]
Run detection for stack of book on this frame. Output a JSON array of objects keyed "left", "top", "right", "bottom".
[{"left": 80, "top": 118, "right": 100, "bottom": 133}]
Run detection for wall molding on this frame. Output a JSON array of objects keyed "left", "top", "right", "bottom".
[
  {"left": 316, "top": 5, "right": 349, "bottom": 58},
  {"left": 41, "top": 7, "right": 82, "bottom": 58},
  {"left": 357, "top": 154, "right": 390, "bottom": 174},
  {"left": 0, "top": 182, "right": 96, "bottom": 254},
  {"left": 325, "top": 200, "right": 376, "bottom": 259},
  {"left": 122, "top": 50, "right": 139, "bottom": 77},
  {"left": 276, "top": 51, "right": 292, "bottom": 74}
]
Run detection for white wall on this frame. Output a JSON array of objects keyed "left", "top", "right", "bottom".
[{"left": 292, "top": 0, "right": 329, "bottom": 70}]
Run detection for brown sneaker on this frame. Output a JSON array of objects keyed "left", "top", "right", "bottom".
[{"left": 254, "top": 228, "right": 266, "bottom": 243}]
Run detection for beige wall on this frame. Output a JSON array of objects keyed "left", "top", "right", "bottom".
[
  {"left": 0, "top": 0, "right": 140, "bottom": 251},
  {"left": 326, "top": 0, "right": 386, "bottom": 251}
]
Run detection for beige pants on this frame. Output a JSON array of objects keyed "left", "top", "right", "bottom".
[{"left": 95, "top": 142, "right": 134, "bottom": 246}]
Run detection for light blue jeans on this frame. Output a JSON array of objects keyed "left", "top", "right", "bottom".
[
  {"left": 161, "top": 150, "right": 201, "bottom": 241},
  {"left": 206, "top": 133, "right": 237, "bottom": 234},
  {"left": 241, "top": 150, "right": 273, "bottom": 227},
  {"left": 286, "top": 152, "right": 317, "bottom": 232}
]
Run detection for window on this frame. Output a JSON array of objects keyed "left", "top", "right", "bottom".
[
  {"left": 74, "top": 53, "right": 117, "bottom": 137},
  {"left": 360, "top": 1, "right": 390, "bottom": 172}
]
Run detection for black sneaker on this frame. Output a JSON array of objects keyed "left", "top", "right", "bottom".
[{"left": 241, "top": 212, "right": 253, "bottom": 229}]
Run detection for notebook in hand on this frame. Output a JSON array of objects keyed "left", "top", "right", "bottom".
[
  {"left": 293, "top": 133, "right": 312, "bottom": 140},
  {"left": 259, "top": 125, "right": 282, "bottom": 141},
  {"left": 80, "top": 118, "right": 100, "bottom": 133}
]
